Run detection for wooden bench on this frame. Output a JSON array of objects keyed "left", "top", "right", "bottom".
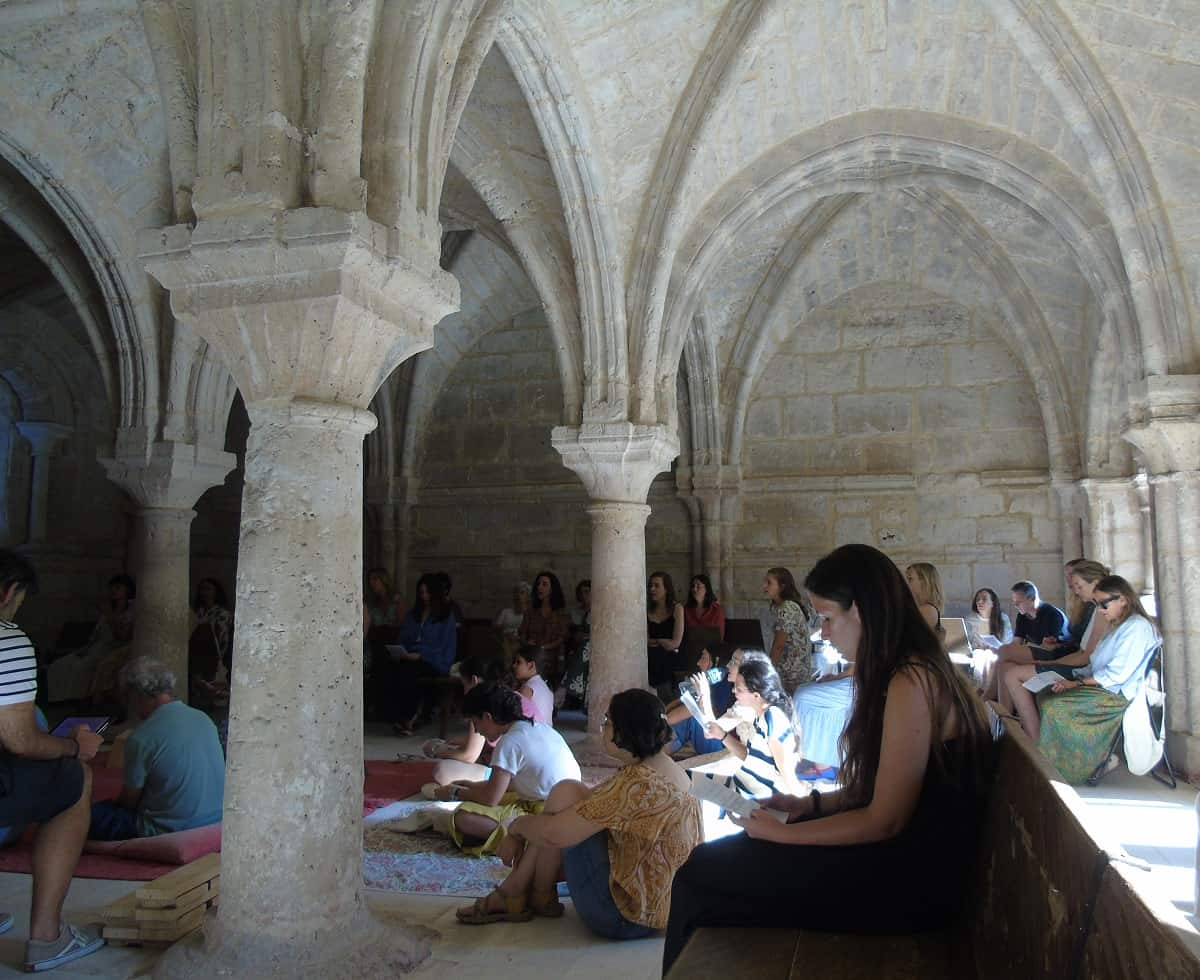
[{"left": 668, "top": 722, "right": 1200, "bottom": 979}]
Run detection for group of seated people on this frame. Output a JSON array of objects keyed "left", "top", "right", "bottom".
[
  {"left": 402, "top": 543, "right": 997, "bottom": 973},
  {"left": 0, "top": 550, "right": 226, "bottom": 972}
]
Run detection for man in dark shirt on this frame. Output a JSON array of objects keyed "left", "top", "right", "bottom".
[{"left": 995, "top": 580, "right": 1070, "bottom": 669}]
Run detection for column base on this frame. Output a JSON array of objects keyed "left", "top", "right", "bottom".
[
  {"left": 571, "top": 736, "right": 622, "bottom": 770},
  {"left": 1167, "top": 730, "right": 1200, "bottom": 784},
  {"left": 152, "top": 908, "right": 432, "bottom": 980}
]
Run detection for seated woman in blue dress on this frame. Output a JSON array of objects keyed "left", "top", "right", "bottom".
[
  {"left": 390, "top": 573, "right": 457, "bottom": 735},
  {"left": 664, "top": 643, "right": 736, "bottom": 756},
  {"left": 663, "top": 544, "right": 993, "bottom": 974}
]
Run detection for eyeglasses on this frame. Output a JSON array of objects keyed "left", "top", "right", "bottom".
[{"left": 1096, "top": 595, "right": 1121, "bottom": 610}]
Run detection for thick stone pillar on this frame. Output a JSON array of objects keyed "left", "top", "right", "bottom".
[
  {"left": 1080, "top": 476, "right": 1147, "bottom": 587},
  {"left": 1123, "top": 376, "right": 1200, "bottom": 777},
  {"left": 142, "top": 207, "right": 457, "bottom": 978},
  {"left": 102, "top": 439, "right": 235, "bottom": 695},
  {"left": 14, "top": 421, "right": 70, "bottom": 543},
  {"left": 553, "top": 423, "right": 678, "bottom": 745}
]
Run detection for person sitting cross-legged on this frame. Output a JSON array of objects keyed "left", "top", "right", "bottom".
[
  {"left": 429, "top": 682, "right": 580, "bottom": 856},
  {"left": 89, "top": 657, "right": 225, "bottom": 841},
  {"left": 0, "top": 549, "right": 106, "bottom": 972},
  {"left": 456, "top": 688, "right": 702, "bottom": 937}
]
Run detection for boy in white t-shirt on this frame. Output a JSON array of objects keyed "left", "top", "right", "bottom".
[{"left": 431, "top": 682, "right": 579, "bottom": 855}]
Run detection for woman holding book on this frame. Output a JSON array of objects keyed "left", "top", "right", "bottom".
[{"left": 663, "top": 544, "right": 993, "bottom": 973}]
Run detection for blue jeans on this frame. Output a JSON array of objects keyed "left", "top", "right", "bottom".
[
  {"left": 670, "top": 717, "right": 725, "bottom": 756},
  {"left": 89, "top": 801, "right": 139, "bottom": 841},
  {"left": 561, "top": 831, "right": 654, "bottom": 940}
]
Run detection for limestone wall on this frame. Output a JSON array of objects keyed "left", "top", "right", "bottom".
[
  {"left": 410, "top": 309, "right": 691, "bottom": 619},
  {"left": 736, "top": 283, "right": 1065, "bottom": 616}
]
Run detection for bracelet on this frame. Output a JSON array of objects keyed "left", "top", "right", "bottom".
[{"left": 809, "top": 788, "right": 822, "bottom": 818}]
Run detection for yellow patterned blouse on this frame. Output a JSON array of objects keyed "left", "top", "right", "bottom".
[{"left": 575, "top": 762, "right": 703, "bottom": 928}]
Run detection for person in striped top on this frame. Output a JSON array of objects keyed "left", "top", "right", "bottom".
[
  {"left": 702, "top": 657, "right": 802, "bottom": 800},
  {"left": 0, "top": 550, "right": 105, "bottom": 972}
]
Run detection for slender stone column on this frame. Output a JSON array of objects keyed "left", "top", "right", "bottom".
[
  {"left": 142, "top": 206, "right": 457, "bottom": 978},
  {"left": 1051, "top": 479, "right": 1085, "bottom": 567},
  {"left": 1080, "top": 476, "right": 1147, "bottom": 587},
  {"left": 14, "top": 421, "right": 70, "bottom": 543},
  {"left": 102, "top": 439, "right": 235, "bottom": 694},
  {"left": 1123, "top": 376, "right": 1200, "bottom": 777},
  {"left": 553, "top": 423, "right": 678, "bottom": 745}
]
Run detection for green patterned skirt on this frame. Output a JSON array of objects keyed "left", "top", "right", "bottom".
[{"left": 1036, "top": 685, "right": 1129, "bottom": 784}]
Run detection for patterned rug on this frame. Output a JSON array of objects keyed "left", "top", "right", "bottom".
[{"left": 362, "top": 803, "right": 508, "bottom": 898}]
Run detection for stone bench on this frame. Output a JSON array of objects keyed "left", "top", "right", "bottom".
[{"left": 667, "top": 722, "right": 1200, "bottom": 979}]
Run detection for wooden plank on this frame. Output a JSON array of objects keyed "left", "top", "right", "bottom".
[
  {"left": 963, "top": 725, "right": 1108, "bottom": 980},
  {"left": 137, "top": 905, "right": 207, "bottom": 941},
  {"left": 96, "top": 891, "right": 140, "bottom": 926},
  {"left": 135, "top": 854, "right": 220, "bottom": 906},
  {"left": 667, "top": 927, "right": 798, "bottom": 979},
  {"left": 1081, "top": 864, "right": 1200, "bottom": 980},
  {"left": 789, "top": 932, "right": 955, "bottom": 979},
  {"left": 135, "top": 877, "right": 219, "bottom": 920}
]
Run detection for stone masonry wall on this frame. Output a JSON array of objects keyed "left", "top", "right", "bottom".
[
  {"left": 410, "top": 310, "right": 691, "bottom": 620},
  {"left": 736, "top": 282, "right": 1066, "bottom": 618}
]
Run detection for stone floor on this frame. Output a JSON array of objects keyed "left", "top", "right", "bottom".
[{"left": 0, "top": 716, "right": 1194, "bottom": 978}]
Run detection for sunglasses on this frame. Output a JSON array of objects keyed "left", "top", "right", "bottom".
[{"left": 1096, "top": 595, "right": 1121, "bottom": 610}]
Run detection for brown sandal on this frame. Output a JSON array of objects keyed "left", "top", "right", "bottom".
[
  {"left": 530, "top": 891, "right": 565, "bottom": 918},
  {"left": 456, "top": 889, "right": 533, "bottom": 925}
]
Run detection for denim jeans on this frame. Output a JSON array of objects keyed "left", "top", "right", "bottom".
[{"left": 562, "top": 831, "right": 654, "bottom": 941}]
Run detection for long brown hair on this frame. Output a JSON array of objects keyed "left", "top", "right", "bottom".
[
  {"left": 1093, "top": 575, "right": 1156, "bottom": 632},
  {"left": 806, "top": 545, "right": 989, "bottom": 809}
]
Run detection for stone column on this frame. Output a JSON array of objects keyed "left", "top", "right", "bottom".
[
  {"left": 1050, "top": 479, "right": 1085, "bottom": 568},
  {"left": 142, "top": 207, "right": 457, "bottom": 979},
  {"left": 14, "top": 421, "right": 70, "bottom": 543},
  {"left": 678, "top": 463, "right": 740, "bottom": 603},
  {"left": 553, "top": 423, "right": 678, "bottom": 746},
  {"left": 101, "top": 439, "right": 236, "bottom": 695},
  {"left": 1080, "top": 476, "right": 1147, "bottom": 587},
  {"left": 1123, "top": 376, "right": 1200, "bottom": 777}
]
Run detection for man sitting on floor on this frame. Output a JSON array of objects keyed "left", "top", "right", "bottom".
[
  {"left": 89, "top": 657, "right": 224, "bottom": 841},
  {"left": 0, "top": 549, "right": 106, "bottom": 972}
]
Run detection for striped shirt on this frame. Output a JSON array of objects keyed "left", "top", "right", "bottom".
[
  {"left": 725, "top": 705, "right": 796, "bottom": 800},
  {"left": 0, "top": 621, "right": 37, "bottom": 705}
]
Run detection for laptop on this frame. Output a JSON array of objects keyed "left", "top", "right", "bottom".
[{"left": 941, "top": 617, "right": 973, "bottom": 664}]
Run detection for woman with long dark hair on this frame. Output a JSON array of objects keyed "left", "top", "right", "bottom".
[
  {"left": 647, "top": 571, "right": 686, "bottom": 689},
  {"left": 519, "top": 571, "right": 570, "bottom": 680},
  {"left": 390, "top": 572, "right": 458, "bottom": 735},
  {"left": 683, "top": 574, "right": 725, "bottom": 639},
  {"left": 664, "top": 544, "right": 992, "bottom": 973}
]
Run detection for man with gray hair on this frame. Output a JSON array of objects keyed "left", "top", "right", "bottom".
[{"left": 88, "top": 657, "right": 224, "bottom": 841}]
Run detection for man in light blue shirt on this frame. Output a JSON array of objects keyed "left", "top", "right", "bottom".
[{"left": 90, "top": 657, "right": 225, "bottom": 840}]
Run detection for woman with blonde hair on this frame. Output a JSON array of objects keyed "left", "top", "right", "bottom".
[{"left": 904, "top": 563, "right": 944, "bottom": 634}]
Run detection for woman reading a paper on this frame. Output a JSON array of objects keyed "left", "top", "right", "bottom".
[
  {"left": 663, "top": 544, "right": 993, "bottom": 974},
  {"left": 1032, "top": 575, "right": 1158, "bottom": 782}
]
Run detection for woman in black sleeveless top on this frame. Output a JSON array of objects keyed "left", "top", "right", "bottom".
[{"left": 664, "top": 545, "right": 993, "bottom": 974}]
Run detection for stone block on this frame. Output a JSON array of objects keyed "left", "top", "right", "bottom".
[
  {"left": 741, "top": 497, "right": 791, "bottom": 525},
  {"left": 456, "top": 355, "right": 512, "bottom": 383},
  {"left": 803, "top": 352, "right": 862, "bottom": 393},
  {"left": 835, "top": 517, "right": 872, "bottom": 547},
  {"left": 835, "top": 495, "right": 873, "bottom": 514},
  {"left": 510, "top": 351, "right": 558, "bottom": 379},
  {"left": 471, "top": 384, "right": 520, "bottom": 421},
  {"left": 462, "top": 423, "right": 509, "bottom": 463},
  {"left": 746, "top": 399, "right": 784, "bottom": 438},
  {"left": 917, "top": 388, "right": 985, "bottom": 432},
  {"left": 984, "top": 388, "right": 1044, "bottom": 430},
  {"left": 779, "top": 522, "right": 830, "bottom": 550},
  {"left": 864, "top": 347, "right": 946, "bottom": 388},
  {"left": 784, "top": 395, "right": 835, "bottom": 436},
  {"left": 956, "top": 491, "right": 1006, "bottom": 517},
  {"left": 979, "top": 515, "right": 1031, "bottom": 546},
  {"left": 1007, "top": 491, "right": 1051, "bottom": 517},
  {"left": 745, "top": 440, "right": 807, "bottom": 475},
  {"left": 836, "top": 393, "right": 912, "bottom": 434},
  {"left": 918, "top": 515, "right": 977, "bottom": 546},
  {"left": 735, "top": 524, "right": 780, "bottom": 551},
  {"left": 948, "top": 344, "right": 1023, "bottom": 385},
  {"left": 863, "top": 439, "right": 918, "bottom": 473}
]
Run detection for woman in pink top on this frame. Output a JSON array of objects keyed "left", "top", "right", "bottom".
[{"left": 515, "top": 645, "right": 554, "bottom": 725}]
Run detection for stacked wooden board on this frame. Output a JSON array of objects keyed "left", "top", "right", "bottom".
[{"left": 98, "top": 854, "right": 220, "bottom": 946}]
